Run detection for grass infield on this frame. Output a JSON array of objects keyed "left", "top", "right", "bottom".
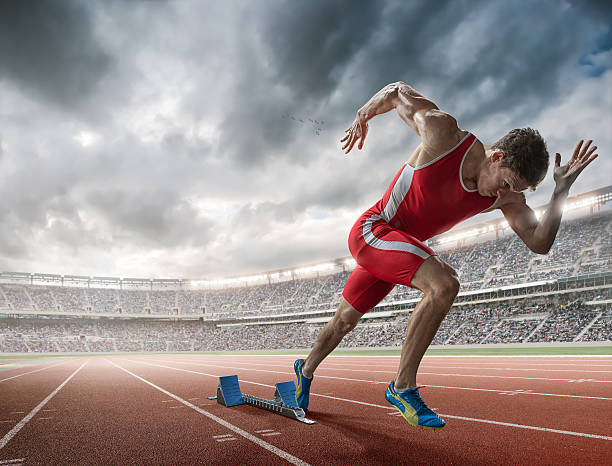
[{"left": 1, "top": 345, "right": 610, "bottom": 360}]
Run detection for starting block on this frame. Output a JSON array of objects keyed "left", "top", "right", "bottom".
[{"left": 208, "top": 375, "right": 315, "bottom": 424}]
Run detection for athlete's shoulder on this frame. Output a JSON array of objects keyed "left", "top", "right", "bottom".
[{"left": 410, "top": 128, "right": 470, "bottom": 168}]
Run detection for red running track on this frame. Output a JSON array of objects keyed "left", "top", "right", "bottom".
[{"left": 0, "top": 354, "right": 610, "bottom": 465}]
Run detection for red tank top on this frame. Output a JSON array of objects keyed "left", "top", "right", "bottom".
[{"left": 370, "top": 132, "right": 495, "bottom": 241}]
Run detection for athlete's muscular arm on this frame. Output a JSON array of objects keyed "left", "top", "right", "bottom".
[
  {"left": 500, "top": 140, "right": 599, "bottom": 254},
  {"left": 341, "top": 81, "right": 458, "bottom": 154},
  {"left": 499, "top": 192, "right": 566, "bottom": 255}
]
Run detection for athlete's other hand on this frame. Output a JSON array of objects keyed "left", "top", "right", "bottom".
[
  {"left": 341, "top": 113, "right": 368, "bottom": 154},
  {"left": 553, "top": 139, "right": 598, "bottom": 194}
]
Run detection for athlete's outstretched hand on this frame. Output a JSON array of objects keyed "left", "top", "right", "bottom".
[
  {"left": 553, "top": 139, "right": 598, "bottom": 194},
  {"left": 341, "top": 113, "right": 368, "bottom": 154}
]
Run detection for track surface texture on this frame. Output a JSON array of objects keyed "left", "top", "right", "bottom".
[{"left": 0, "top": 354, "right": 610, "bottom": 465}]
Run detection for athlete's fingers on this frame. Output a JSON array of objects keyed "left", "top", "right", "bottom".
[
  {"left": 578, "top": 140, "right": 592, "bottom": 160},
  {"left": 582, "top": 145, "right": 597, "bottom": 161},
  {"left": 342, "top": 131, "right": 355, "bottom": 151},
  {"left": 582, "top": 152, "right": 598, "bottom": 167},
  {"left": 358, "top": 124, "right": 368, "bottom": 150},
  {"left": 571, "top": 140, "right": 583, "bottom": 163},
  {"left": 555, "top": 153, "right": 561, "bottom": 167},
  {"left": 345, "top": 133, "right": 358, "bottom": 154}
]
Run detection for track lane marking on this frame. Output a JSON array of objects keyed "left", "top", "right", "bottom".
[
  {"left": 136, "top": 358, "right": 612, "bottom": 401},
  {"left": 142, "top": 357, "right": 612, "bottom": 387},
  {"left": 318, "top": 361, "right": 612, "bottom": 367},
  {"left": 105, "top": 359, "right": 309, "bottom": 466},
  {"left": 125, "top": 358, "right": 612, "bottom": 441},
  {"left": 183, "top": 359, "right": 612, "bottom": 371},
  {"left": 0, "top": 361, "right": 87, "bottom": 450},
  {"left": 0, "top": 360, "right": 72, "bottom": 383},
  {"left": 180, "top": 359, "right": 612, "bottom": 375}
]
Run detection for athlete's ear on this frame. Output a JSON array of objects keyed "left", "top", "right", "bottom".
[{"left": 491, "top": 150, "right": 504, "bottom": 163}]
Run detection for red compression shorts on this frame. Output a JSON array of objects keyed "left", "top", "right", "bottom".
[{"left": 342, "top": 210, "right": 436, "bottom": 313}]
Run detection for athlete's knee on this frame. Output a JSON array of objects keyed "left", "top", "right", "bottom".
[
  {"left": 333, "top": 299, "right": 361, "bottom": 335},
  {"left": 427, "top": 264, "right": 459, "bottom": 302}
]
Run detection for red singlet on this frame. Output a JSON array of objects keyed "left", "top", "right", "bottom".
[{"left": 343, "top": 132, "right": 496, "bottom": 313}]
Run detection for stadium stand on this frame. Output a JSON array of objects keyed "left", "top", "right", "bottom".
[{"left": 1, "top": 203, "right": 610, "bottom": 353}]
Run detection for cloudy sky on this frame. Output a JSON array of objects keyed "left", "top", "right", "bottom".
[{"left": 0, "top": 0, "right": 610, "bottom": 280}]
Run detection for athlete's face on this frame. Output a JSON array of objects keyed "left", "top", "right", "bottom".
[{"left": 480, "top": 151, "right": 529, "bottom": 197}]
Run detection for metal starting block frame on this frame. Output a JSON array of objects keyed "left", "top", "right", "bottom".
[{"left": 208, "top": 375, "right": 315, "bottom": 424}]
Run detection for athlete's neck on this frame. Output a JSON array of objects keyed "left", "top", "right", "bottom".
[{"left": 462, "top": 143, "right": 490, "bottom": 192}]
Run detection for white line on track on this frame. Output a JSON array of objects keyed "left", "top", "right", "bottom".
[
  {"left": 0, "top": 360, "right": 71, "bottom": 383},
  {"left": 0, "top": 361, "right": 87, "bottom": 450},
  {"left": 318, "top": 361, "right": 612, "bottom": 368},
  {"left": 145, "top": 357, "right": 612, "bottom": 384},
  {"left": 194, "top": 354, "right": 612, "bottom": 359},
  {"left": 105, "top": 359, "right": 309, "bottom": 466},
  {"left": 125, "top": 358, "right": 612, "bottom": 441},
  {"left": 0, "top": 459, "right": 25, "bottom": 465},
  {"left": 142, "top": 357, "right": 612, "bottom": 400},
  {"left": 187, "top": 359, "right": 612, "bottom": 375},
  {"left": 192, "top": 359, "right": 612, "bottom": 370},
  {"left": 321, "top": 364, "right": 612, "bottom": 373}
]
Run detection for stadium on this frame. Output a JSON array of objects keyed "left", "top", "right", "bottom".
[
  {"left": 2, "top": 1, "right": 611, "bottom": 465},
  {"left": 1, "top": 186, "right": 611, "bottom": 352},
  {"left": 1, "top": 186, "right": 610, "bottom": 464}
]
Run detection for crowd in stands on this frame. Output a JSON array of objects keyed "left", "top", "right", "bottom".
[
  {"left": 1, "top": 211, "right": 609, "bottom": 353},
  {"left": 1, "top": 296, "right": 608, "bottom": 353},
  {"left": 1, "top": 212, "right": 609, "bottom": 318}
]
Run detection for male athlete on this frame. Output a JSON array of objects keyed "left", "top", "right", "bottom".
[{"left": 293, "top": 81, "right": 598, "bottom": 429}]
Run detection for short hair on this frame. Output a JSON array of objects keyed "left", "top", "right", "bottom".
[{"left": 492, "top": 128, "right": 549, "bottom": 190}]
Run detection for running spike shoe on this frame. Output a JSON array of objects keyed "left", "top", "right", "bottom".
[
  {"left": 294, "top": 358, "right": 313, "bottom": 411},
  {"left": 385, "top": 381, "right": 445, "bottom": 429}
]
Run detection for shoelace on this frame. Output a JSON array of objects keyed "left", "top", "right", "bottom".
[{"left": 397, "top": 385, "right": 431, "bottom": 414}]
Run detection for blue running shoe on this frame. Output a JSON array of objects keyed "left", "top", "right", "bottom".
[
  {"left": 294, "top": 359, "right": 313, "bottom": 411},
  {"left": 385, "top": 381, "right": 445, "bottom": 429}
]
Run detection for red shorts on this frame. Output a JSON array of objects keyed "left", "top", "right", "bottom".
[{"left": 342, "top": 210, "right": 436, "bottom": 313}]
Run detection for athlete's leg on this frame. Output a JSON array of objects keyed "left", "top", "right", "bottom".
[
  {"left": 394, "top": 256, "right": 459, "bottom": 389},
  {"left": 302, "top": 265, "right": 394, "bottom": 377},
  {"left": 301, "top": 297, "right": 362, "bottom": 378},
  {"left": 295, "top": 269, "right": 392, "bottom": 410}
]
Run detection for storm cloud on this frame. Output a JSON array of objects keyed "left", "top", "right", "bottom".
[{"left": 0, "top": 0, "right": 610, "bottom": 279}]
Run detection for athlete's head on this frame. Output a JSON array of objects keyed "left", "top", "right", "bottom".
[{"left": 481, "top": 128, "right": 549, "bottom": 197}]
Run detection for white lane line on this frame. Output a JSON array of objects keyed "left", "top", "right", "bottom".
[
  {"left": 105, "top": 359, "right": 309, "bottom": 466},
  {"left": 0, "top": 361, "right": 87, "bottom": 450},
  {"left": 198, "top": 360, "right": 612, "bottom": 375},
  {"left": 440, "top": 414, "right": 612, "bottom": 441},
  {"left": 212, "top": 434, "right": 233, "bottom": 438},
  {"left": 144, "top": 357, "right": 612, "bottom": 385},
  {"left": 141, "top": 358, "right": 612, "bottom": 399},
  {"left": 0, "top": 360, "right": 71, "bottom": 383},
  {"left": 318, "top": 361, "right": 612, "bottom": 368},
  {"left": 422, "top": 384, "right": 612, "bottom": 401},
  {"left": 255, "top": 429, "right": 275, "bottom": 433},
  {"left": 125, "top": 358, "right": 612, "bottom": 441},
  {"left": 320, "top": 364, "right": 612, "bottom": 373},
  {"left": 191, "top": 359, "right": 612, "bottom": 371},
  {"left": 261, "top": 432, "right": 282, "bottom": 437},
  {"left": 166, "top": 354, "right": 612, "bottom": 358},
  {"left": 424, "top": 366, "right": 611, "bottom": 373},
  {"left": 0, "top": 459, "right": 25, "bottom": 465}
]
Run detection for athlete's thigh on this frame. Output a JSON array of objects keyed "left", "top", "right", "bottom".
[
  {"left": 350, "top": 218, "right": 436, "bottom": 288},
  {"left": 342, "top": 264, "right": 395, "bottom": 314}
]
